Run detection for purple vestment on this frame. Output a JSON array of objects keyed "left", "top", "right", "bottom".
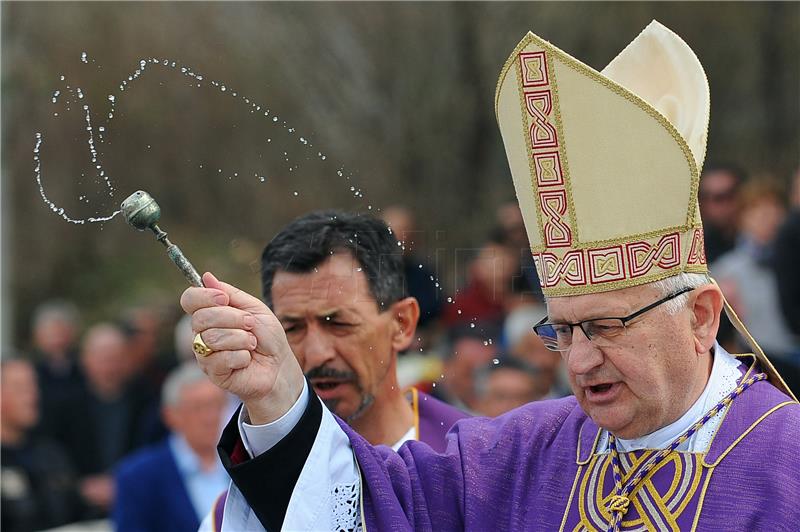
[
  {"left": 341, "top": 362, "right": 800, "bottom": 531},
  {"left": 415, "top": 390, "right": 470, "bottom": 453}
]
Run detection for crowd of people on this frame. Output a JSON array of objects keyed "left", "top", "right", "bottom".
[{"left": 2, "top": 164, "right": 799, "bottom": 532}]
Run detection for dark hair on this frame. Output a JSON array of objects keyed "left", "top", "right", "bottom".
[
  {"left": 474, "top": 355, "right": 540, "bottom": 396},
  {"left": 261, "top": 210, "right": 406, "bottom": 311},
  {"left": 700, "top": 162, "right": 747, "bottom": 187}
]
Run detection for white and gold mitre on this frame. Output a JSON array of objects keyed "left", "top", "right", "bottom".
[{"left": 495, "top": 20, "right": 709, "bottom": 297}]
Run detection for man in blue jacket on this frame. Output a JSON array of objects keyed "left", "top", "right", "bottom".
[{"left": 113, "top": 363, "right": 229, "bottom": 532}]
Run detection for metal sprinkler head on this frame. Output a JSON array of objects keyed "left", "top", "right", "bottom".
[
  {"left": 120, "top": 190, "right": 161, "bottom": 231},
  {"left": 120, "top": 190, "right": 204, "bottom": 287}
]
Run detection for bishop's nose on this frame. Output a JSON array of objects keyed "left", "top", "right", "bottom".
[{"left": 566, "top": 326, "right": 604, "bottom": 376}]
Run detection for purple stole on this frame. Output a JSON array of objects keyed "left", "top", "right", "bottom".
[
  {"left": 412, "top": 388, "right": 471, "bottom": 453},
  {"left": 345, "top": 356, "right": 800, "bottom": 531}
]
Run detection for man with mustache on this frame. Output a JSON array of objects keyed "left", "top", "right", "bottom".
[
  {"left": 253, "top": 210, "right": 466, "bottom": 451},
  {"left": 185, "top": 21, "right": 800, "bottom": 532},
  {"left": 201, "top": 211, "right": 466, "bottom": 529}
]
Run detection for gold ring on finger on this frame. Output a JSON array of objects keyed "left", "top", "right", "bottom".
[{"left": 192, "top": 332, "right": 214, "bottom": 357}]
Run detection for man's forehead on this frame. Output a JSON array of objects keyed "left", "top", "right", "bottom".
[
  {"left": 545, "top": 284, "right": 656, "bottom": 319},
  {"left": 271, "top": 254, "right": 376, "bottom": 312}
]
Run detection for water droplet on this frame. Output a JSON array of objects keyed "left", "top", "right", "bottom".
[
  {"left": 59, "top": 75, "right": 65, "bottom": 81},
  {"left": 492, "top": 358, "right": 500, "bottom": 365},
  {"left": 81, "top": 51, "right": 88, "bottom": 63},
  {"left": 220, "top": 86, "right": 226, "bottom": 92},
  {"left": 293, "top": 191, "right": 299, "bottom": 196},
  {"left": 108, "top": 95, "right": 115, "bottom": 102},
  {"left": 469, "top": 323, "right": 475, "bottom": 328},
  {"left": 98, "top": 127, "right": 105, "bottom": 132},
  {"left": 258, "top": 176, "right": 266, "bottom": 182},
  {"left": 272, "top": 116, "right": 278, "bottom": 122}
]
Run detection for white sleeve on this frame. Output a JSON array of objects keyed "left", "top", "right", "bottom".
[
  {"left": 227, "top": 394, "right": 362, "bottom": 532},
  {"left": 283, "top": 404, "right": 361, "bottom": 531},
  {"left": 239, "top": 379, "right": 310, "bottom": 457}
]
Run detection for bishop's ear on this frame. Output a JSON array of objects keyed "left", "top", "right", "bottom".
[
  {"left": 690, "top": 284, "right": 724, "bottom": 355},
  {"left": 390, "top": 297, "right": 420, "bottom": 352}
]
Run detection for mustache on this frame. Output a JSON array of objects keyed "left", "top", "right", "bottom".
[{"left": 305, "top": 365, "right": 358, "bottom": 382}]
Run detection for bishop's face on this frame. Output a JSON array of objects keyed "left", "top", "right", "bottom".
[{"left": 547, "top": 284, "right": 706, "bottom": 439}]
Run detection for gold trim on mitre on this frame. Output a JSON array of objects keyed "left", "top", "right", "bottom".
[{"left": 495, "top": 21, "right": 709, "bottom": 297}]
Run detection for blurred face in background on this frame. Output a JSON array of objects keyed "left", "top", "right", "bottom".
[
  {"left": 511, "top": 330, "right": 561, "bottom": 373},
  {"left": 510, "top": 331, "right": 561, "bottom": 396},
  {"left": 471, "top": 243, "right": 518, "bottom": 298},
  {"left": 0, "top": 361, "right": 40, "bottom": 434},
  {"left": 477, "top": 367, "right": 541, "bottom": 417},
  {"left": 163, "top": 379, "right": 227, "bottom": 455},
  {"left": 33, "top": 315, "right": 77, "bottom": 360},
  {"left": 124, "top": 308, "right": 162, "bottom": 373},
  {"left": 699, "top": 170, "right": 739, "bottom": 229},
  {"left": 444, "top": 337, "right": 497, "bottom": 409},
  {"left": 740, "top": 196, "right": 786, "bottom": 246},
  {"left": 496, "top": 203, "right": 529, "bottom": 250},
  {"left": 81, "top": 324, "right": 129, "bottom": 397}
]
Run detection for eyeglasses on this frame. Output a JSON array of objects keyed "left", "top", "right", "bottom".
[{"left": 532, "top": 287, "right": 695, "bottom": 352}]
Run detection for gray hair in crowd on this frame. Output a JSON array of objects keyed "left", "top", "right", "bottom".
[
  {"left": 503, "top": 303, "right": 547, "bottom": 348},
  {"left": 32, "top": 300, "right": 80, "bottom": 329},
  {"left": 162, "top": 363, "right": 210, "bottom": 407}
]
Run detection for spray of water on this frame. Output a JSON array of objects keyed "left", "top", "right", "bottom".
[
  {"left": 34, "top": 51, "right": 362, "bottom": 224},
  {"left": 33, "top": 51, "right": 458, "bottom": 316}
]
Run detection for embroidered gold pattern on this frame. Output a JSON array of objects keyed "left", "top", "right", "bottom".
[{"left": 496, "top": 31, "right": 709, "bottom": 297}]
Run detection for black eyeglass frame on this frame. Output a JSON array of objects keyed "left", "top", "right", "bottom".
[{"left": 532, "top": 286, "right": 695, "bottom": 352}]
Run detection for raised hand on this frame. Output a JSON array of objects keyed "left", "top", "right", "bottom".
[{"left": 180, "top": 272, "right": 305, "bottom": 424}]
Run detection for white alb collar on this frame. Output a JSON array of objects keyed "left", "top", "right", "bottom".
[{"left": 598, "top": 343, "right": 742, "bottom": 453}]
